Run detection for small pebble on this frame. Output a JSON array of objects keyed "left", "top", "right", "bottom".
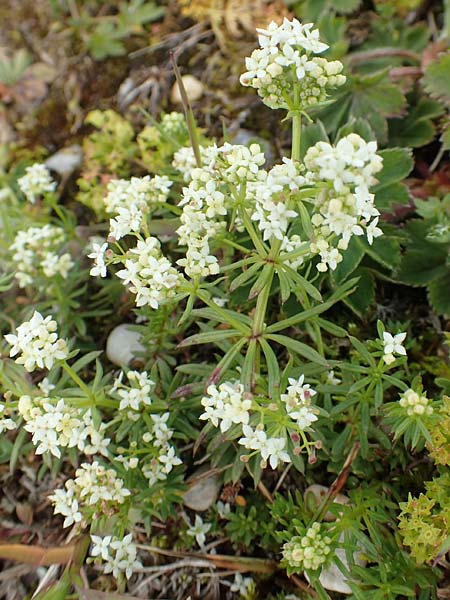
[
  {"left": 106, "top": 324, "right": 145, "bottom": 366},
  {"left": 171, "top": 75, "right": 204, "bottom": 104},
  {"left": 183, "top": 468, "right": 220, "bottom": 511}
]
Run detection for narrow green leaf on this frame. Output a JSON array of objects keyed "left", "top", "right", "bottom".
[
  {"left": 229, "top": 261, "right": 261, "bottom": 292},
  {"left": 267, "top": 277, "right": 358, "bottom": 333},
  {"left": 206, "top": 339, "right": 247, "bottom": 386},
  {"left": 248, "top": 264, "right": 274, "bottom": 300},
  {"left": 177, "top": 329, "right": 240, "bottom": 348},
  {"left": 266, "top": 334, "right": 328, "bottom": 366},
  {"left": 349, "top": 335, "right": 375, "bottom": 366},
  {"left": 281, "top": 264, "right": 322, "bottom": 301},
  {"left": 260, "top": 338, "right": 280, "bottom": 397}
]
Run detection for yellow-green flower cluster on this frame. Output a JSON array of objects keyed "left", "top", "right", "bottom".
[{"left": 282, "top": 522, "right": 331, "bottom": 571}]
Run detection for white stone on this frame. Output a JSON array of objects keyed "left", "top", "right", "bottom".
[
  {"left": 45, "top": 145, "right": 83, "bottom": 176},
  {"left": 182, "top": 468, "right": 220, "bottom": 511},
  {"left": 306, "top": 538, "right": 366, "bottom": 595},
  {"left": 171, "top": 75, "right": 204, "bottom": 104},
  {"left": 106, "top": 324, "right": 145, "bottom": 367}
]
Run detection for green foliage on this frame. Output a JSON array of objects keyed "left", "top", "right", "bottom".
[
  {"left": 0, "top": 49, "right": 32, "bottom": 85},
  {"left": 2, "top": 5, "right": 450, "bottom": 599},
  {"left": 69, "top": 1, "right": 165, "bottom": 61},
  {"left": 318, "top": 70, "right": 408, "bottom": 144},
  {"left": 423, "top": 52, "right": 450, "bottom": 106},
  {"left": 226, "top": 501, "right": 276, "bottom": 551},
  {"left": 395, "top": 195, "right": 450, "bottom": 316}
]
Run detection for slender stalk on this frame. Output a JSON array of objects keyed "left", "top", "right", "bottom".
[
  {"left": 245, "top": 92, "right": 303, "bottom": 384},
  {"left": 252, "top": 268, "right": 274, "bottom": 336},
  {"left": 291, "top": 85, "right": 302, "bottom": 163},
  {"left": 61, "top": 361, "right": 94, "bottom": 402},
  {"left": 239, "top": 205, "right": 268, "bottom": 257},
  {"left": 170, "top": 51, "right": 202, "bottom": 167}
]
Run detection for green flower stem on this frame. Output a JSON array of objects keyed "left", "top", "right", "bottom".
[
  {"left": 239, "top": 204, "right": 268, "bottom": 257},
  {"left": 291, "top": 85, "right": 302, "bottom": 163},
  {"left": 61, "top": 360, "right": 95, "bottom": 402},
  {"left": 252, "top": 267, "right": 275, "bottom": 337},
  {"left": 196, "top": 289, "right": 250, "bottom": 335},
  {"left": 309, "top": 575, "right": 332, "bottom": 600},
  {"left": 243, "top": 92, "right": 303, "bottom": 389}
]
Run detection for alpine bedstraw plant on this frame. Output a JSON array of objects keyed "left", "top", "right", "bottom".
[{"left": 0, "top": 14, "right": 448, "bottom": 598}]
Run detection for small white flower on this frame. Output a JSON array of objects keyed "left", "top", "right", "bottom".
[
  {"left": 90, "top": 535, "right": 112, "bottom": 561},
  {"left": 88, "top": 242, "right": 108, "bottom": 278},
  {"left": 158, "top": 445, "right": 182, "bottom": 474},
  {"left": 230, "top": 572, "right": 254, "bottom": 595},
  {"left": 382, "top": 331, "right": 407, "bottom": 363},
  {"left": 187, "top": 515, "right": 211, "bottom": 548},
  {"left": 366, "top": 217, "right": 383, "bottom": 245},
  {"left": 260, "top": 436, "right": 291, "bottom": 469}
]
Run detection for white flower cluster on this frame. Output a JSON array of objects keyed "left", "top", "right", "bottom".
[
  {"left": 49, "top": 461, "right": 131, "bottom": 528},
  {"left": 141, "top": 413, "right": 182, "bottom": 485},
  {"left": 240, "top": 18, "right": 345, "bottom": 110},
  {"left": 399, "top": 389, "right": 433, "bottom": 417},
  {"left": 5, "top": 311, "right": 69, "bottom": 372},
  {"left": 201, "top": 374, "right": 319, "bottom": 469},
  {"left": 176, "top": 142, "right": 269, "bottom": 277},
  {"left": 104, "top": 175, "right": 172, "bottom": 241},
  {"left": 11, "top": 224, "right": 74, "bottom": 288},
  {"left": 18, "top": 163, "right": 56, "bottom": 203},
  {"left": 160, "top": 111, "right": 187, "bottom": 136},
  {"left": 116, "top": 237, "right": 182, "bottom": 309},
  {"left": 249, "top": 158, "right": 303, "bottom": 241},
  {"left": 18, "top": 395, "right": 109, "bottom": 458},
  {"left": 219, "top": 143, "right": 266, "bottom": 185},
  {"left": 382, "top": 331, "right": 406, "bottom": 365},
  {"left": 305, "top": 134, "right": 384, "bottom": 271},
  {"left": 200, "top": 381, "right": 251, "bottom": 432},
  {"left": 172, "top": 144, "right": 220, "bottom": 182},
  {"left": 110, "top": 370, "right": 154, "bottom": 417},
  {"left": 239, "top": 424, "right": 290, "bottom": 469},
  {"left": 281, "top": 375, "right": 318, "bottom": 430},
  {"left": 90, "top": 534, "right": 142, "bottom": 580},
  {"left": 176, "top": 165, "right": 226, "bottom": 278},
  {"left": 0, "top": 403, "right": 17, "bottom": 434},
  {"left": 283, "top": 522, "right": 332, "bottom": 571}
]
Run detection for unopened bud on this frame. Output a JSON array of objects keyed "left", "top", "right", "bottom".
[
  {"left": 240, "top": 454, "right": 250, "bottom": 463},
  {"left": 290, "top": 432, "right": 300, "bottom": 443},
  {"left": 308, "top": 449, "right": 317, "bottom": 464}
]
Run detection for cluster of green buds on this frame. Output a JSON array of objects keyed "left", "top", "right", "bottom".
[
  {"left": 399, "top": 389, "right": 433, "bottom": 417},
  {"left": 282, "top": 522, "right": 332, "bottom": 572}
]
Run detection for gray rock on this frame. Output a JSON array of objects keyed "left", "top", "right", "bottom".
[{"left": 183, "top": 468, "right": 221, "bottom": 512}]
